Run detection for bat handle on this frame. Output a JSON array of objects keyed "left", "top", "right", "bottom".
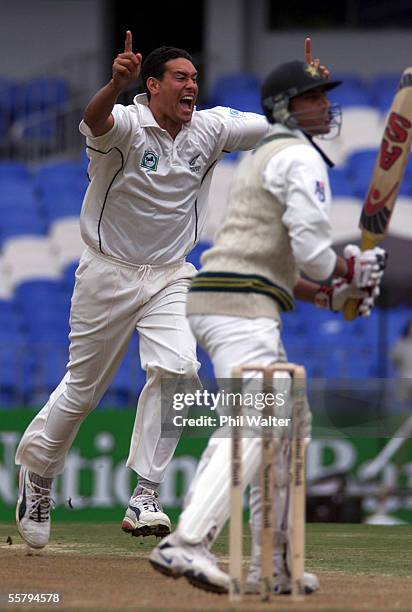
[
  {"left": 343, "top": 299, "right": 359, "bottom": 321},
  {"left": 343, "top": 233, "right": 378, "bottom": 322}
]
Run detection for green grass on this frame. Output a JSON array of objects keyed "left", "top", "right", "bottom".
[{"left": 1, "top": 522, "right": 412, "bottom": 578}]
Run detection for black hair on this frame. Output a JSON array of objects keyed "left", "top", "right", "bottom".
[{"left": 141, "top": 46, "right": 194, "bottom": 99}]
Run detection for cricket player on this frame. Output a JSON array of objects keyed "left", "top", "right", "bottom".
[
  {"left": 15, "top": 31, "right": 272, "bottom": 550},
  {"left": 149, "top": 58, "right": 386, "bottom": 594}
]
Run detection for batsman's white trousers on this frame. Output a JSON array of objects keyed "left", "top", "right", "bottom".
[
  {"left": 178, "top": 314, "right": 295, "bottom": 544},
  {"left": 15, "top": 248, "right": 200, "bottom": 481}
]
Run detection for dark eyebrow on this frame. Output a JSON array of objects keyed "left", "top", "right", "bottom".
[{"left": 172, "top": 69, "right": 198, "bottom": 78}]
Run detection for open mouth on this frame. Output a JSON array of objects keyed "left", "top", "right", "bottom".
[{"left": 179, "top": 96, "right": 194, "bottom": 112}]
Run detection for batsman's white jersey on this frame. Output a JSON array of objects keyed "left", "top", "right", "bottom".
[
  {"left": 15, "top": 96, "right": 268, "bottom": 483},
  {"left": 177, "top": 124, "right": 336, "bottom": 547}
]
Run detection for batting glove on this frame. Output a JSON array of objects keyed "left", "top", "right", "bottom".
[
  {"left": 314, "top": 277, "right": 375, "bottom": 317},
  {"left": 343, "top": 244, "right": 387, "bottom": 288}
]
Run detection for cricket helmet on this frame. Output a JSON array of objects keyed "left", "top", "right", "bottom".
[{"left": 261, "top": 60, "right": 342, "bottom": 128}]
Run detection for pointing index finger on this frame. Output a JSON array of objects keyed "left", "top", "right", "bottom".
[
  {"left": 124, "top": 30, "right": 132, "bottom": 53},
  {"left": 304, "top": 36, "right": 312, "bottom": 64}
]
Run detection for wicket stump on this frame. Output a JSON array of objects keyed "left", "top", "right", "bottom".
[{"left": 229, "top": 363, "right": 307, "bottom": 603}]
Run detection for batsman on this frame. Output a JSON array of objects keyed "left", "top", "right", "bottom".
[{"left": 149, "top": 43, "right": 386, "bottom": 595}]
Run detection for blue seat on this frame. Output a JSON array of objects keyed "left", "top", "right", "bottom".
[
  {"left": 345, "top": 148, "right": 410, "bottom": 197},
  {"left": 0, "top": 324, "right": 26, "bottom": 343},
  {"left": 0, "top": 181, "right": 37, "bottom": 206},
  {"left": 61, "top": 261, "right": 79, "bottom": 294},
  {"left": 370, "top": 73, "right": 402, "bottom": 113},
  {"left": 328, "top": 85, "right": 372, "bottom": 108},
  {"left": 328, "top": 168, "right": 357, "bottom": 197},
  {"left": 26, "top": 343, "right": 68, "bottom": 406},
  {"left": 0, "top": 161, "right": 30, "bottom": 180},
  {"left": 0, "top": 344, "right": 27, "bottom": 406},
  {"left": 0, "top": 299, "right": 19, "bottom": 318},
  {"left": 41, "top": 191, "right": 84, "bottom": 221},
  {"left": 282, "top": 313, "right": 310, "bottom": 337},
  {"left": 14, "top": 76, "right": 70, "bottom": 118},
  {"left": 34, "top": 161, "right": 87, "bottom": 196},
  {"left": 218, "top": 91, "right": 262, "bottom": 114},
  {"left": 186, "top": 240, "right": 212, "bottom": 270},
  {"left": 197, "top": 345, "right": 217, "bottom": 388},
  {"left": 211, "top": 73, "right": 260, "bottom": 106},
  {"left": 345, "top": 149, "right": 378, "bottom": 196},
  {"left": 14, "top": 280, "right": 65, "bottom": 308},
  {"left": 331, "top": 73, "right": 366, "bottom": 90},
  {"left": 22, "top": 117, "right": 59, "bottom": 143},
  {"left": 1, "top": 215, "right": 46, "bottom": 242}
]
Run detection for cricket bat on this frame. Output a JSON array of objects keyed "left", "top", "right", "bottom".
[{"left": 344, "top": 67, "right": 412, "bottom": 320}]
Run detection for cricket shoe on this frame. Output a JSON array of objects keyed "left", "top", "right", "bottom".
[
  {"left": 121, "top": 486, "right": 171, "bottom": 537},
  {"left": 149, "top": 532, "right": 229, "bottom": 594},
  {"left": 16, "top": 466, "right": 54, "bottom": 550},
  {"left": 244, "top": 565, "right": 320, "bottom": 595}
]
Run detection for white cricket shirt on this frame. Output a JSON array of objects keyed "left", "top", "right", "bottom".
[
  {"left": 262, "top": 124, "right": 337, "bottom": 280},
  {"left": 79, "top": 94, "right": 268, "bottom": 266}
]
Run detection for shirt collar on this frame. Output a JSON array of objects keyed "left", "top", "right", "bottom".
[
  {"left": 133, "top": 93, "right": 192, "bottom": 134},
  {"left": 267, "top": 123, "right": 334, "bottom": 168},
  {"left": 133, "top": 93, "right": 160, "bottom": 128}
]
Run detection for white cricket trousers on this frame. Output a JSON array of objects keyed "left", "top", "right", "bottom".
[
  {"left": 15, "top": 248, "right": 200, "bottom": 482},
  {"left": 178, "top": 314, "right": 310, "bottom": 545}
]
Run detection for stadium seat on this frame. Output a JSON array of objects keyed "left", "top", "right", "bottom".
[
  {"left": 330, "top": 73, "right": 366, "bottom": 90},
  {"left": 345, "top": 148, "right": 378, "bottom": 196},
  {"left": 61, "top": 260, "right": 80, "bottom": 295},
  {"left": 34, "top": 160, "right": 88, "bottom": 197},
  {"left": 41, "top": 191, "right": 84, "bottom": 222},
  {"left": 27, "top": 343, "right": 69, "bottom": 406},
  {"left": 14, "top": 76, "right": 70, "bottom": 118},
  {"left": 186, "top": 240, "right": 212, "bottom": 270},
  {"left": 1, "top": 214, "right": 47, "bottom": 243},
  {"left": 370, "top": 73, "right": 402, "bottom": 113},
  {"left": 0, "top": 180, "right": 37, "bottom": 207},
  {"left": 0, "top": 344, "right": 27, "bottom": 406},
  {"left": 0, "top": 160, "right": 30, "bottom": 180},
  {"left": 14, "top": 277, "right": 65, "bottom": 302},
  {"left": 2, "top": 237, "right": 61, "bottom": 288},
  {"left": 211, "top": 73, "right": 260, "bottom": 107},
  {"left": 218, "top": 90, "right": 262, "bottom": 114},
  {"left": 328, "top": 82, "right": 373, "bottom": 108},
  {"left": 196, "top": 345, "right": 216, "bottom": 388},
  {"left": 328, "top": 168, "right": 357, "bottom": 197}
]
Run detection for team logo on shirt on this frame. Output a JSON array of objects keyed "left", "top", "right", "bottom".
[
  {"left": 189, "top": 153, "right": 202, "bottom": 173},
  {"left": 141, "top": 149, "right": 159, "bottom": 171},
  {"left": 228, "top": 108, "right": 244, "bottom": 117},
  {"left": 315, "top": 180, "right": 326, "bottom": 202}
]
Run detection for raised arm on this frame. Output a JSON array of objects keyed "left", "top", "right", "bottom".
[{"left": 83, "top": 31, "right": 142, "bottom": 136}]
